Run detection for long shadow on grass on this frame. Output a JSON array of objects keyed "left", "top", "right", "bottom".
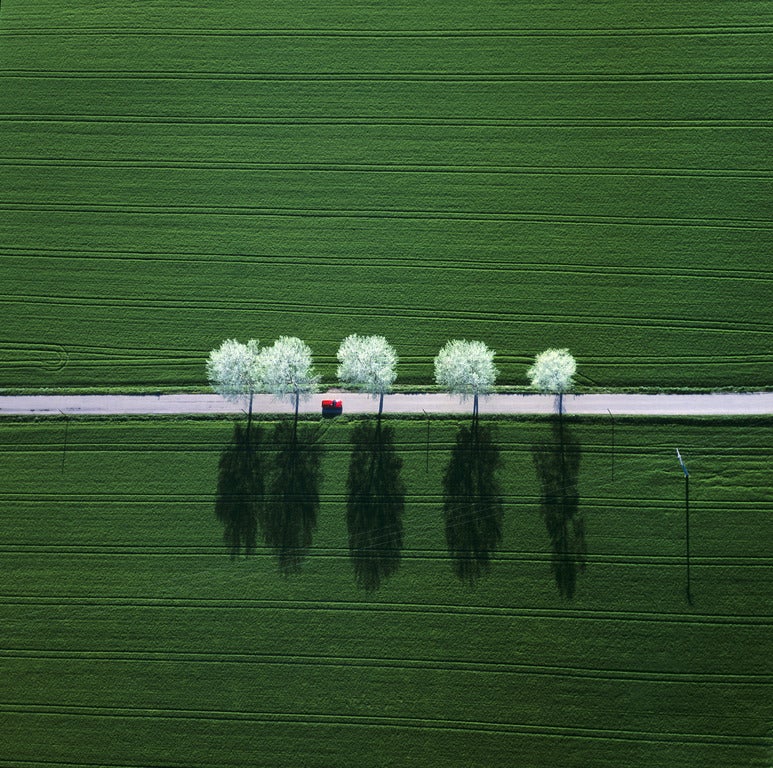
[
  {"left": 215, "top": 423, "right": 263, "bottom": 557},
  {"left": 260, "top": 421, "right": 323, "bottom": 575},
  {"left": 532, "top": 418, "right": 585, "bottom": 598},
  {"left": 442, "top": 421, "right": 504, "bottom": 584},
  {"left": 346, "top": 420, "right": 405, "bottom": 592}
]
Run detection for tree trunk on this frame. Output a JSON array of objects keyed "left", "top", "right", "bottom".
[
  {"left": 293, "top": 389, "right": 300, "bottom": 439},
  {"left": 378, "top": 391, "right": 384, "bottom": 420},
  {"left": 246, "top": 392, "right": 254, "bottom": 448}
]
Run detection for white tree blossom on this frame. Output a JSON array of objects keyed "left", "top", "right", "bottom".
[
  {"left": 206, "top": 339, "right": 264, "bottom": 422},
  {"left": 527, "top": 348, "right": 577, "bottom": 414},
  {"left": 337, "top": 334, "right": 398, "bottom": 416},
  {"left": 259, "top": 336, "right": 320, "bottom": 420},
  {"left": 434, "top": 339, "right": 498, "bottom": 419}
]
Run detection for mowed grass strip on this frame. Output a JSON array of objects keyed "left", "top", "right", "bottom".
[
  {"left": 1, "top": 1, "right": 771, "bottom": 389},
  {"left": 1, "top": 416, "right": 771, "bottom": 767}
]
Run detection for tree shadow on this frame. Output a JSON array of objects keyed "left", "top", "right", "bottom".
[
  {"left": 442, "top": 422, "right": 504, "bottom": 584},
  {"left": 214, "top": 423, "right": 263, "bottom": 558},
  {"left": 260, "top": 421, "right": 324, "bottom": 575},
  {"left": 346, "top": 420, "right": 405, "bottom": 592},
  {"left": 532, "top": 418, "right": 585, "bottom": 598}
]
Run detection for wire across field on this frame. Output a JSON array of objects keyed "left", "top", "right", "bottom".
[
  {"left": 0, "top": 1, "right": 771, "bottom": 388},
  {"left": 0, "top": 416, "right": 771, "bottom": 767}
]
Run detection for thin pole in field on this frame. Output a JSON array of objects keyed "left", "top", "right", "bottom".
[
  {"left": 607, "top": 408, "right": 615, "bottom": 481},
  {"left": 423, "top": 409, "right": 430, "bottom": 473},
  {"left": 676, "top": 448, "right": 692, "bottom": 604}
]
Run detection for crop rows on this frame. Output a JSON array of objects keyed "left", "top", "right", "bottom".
[
  {"left": 1, "top": 2, "right": 771, "bottom": 388},
  {"left": 1, "top": 416, "right": 771, "bottom": 766}
]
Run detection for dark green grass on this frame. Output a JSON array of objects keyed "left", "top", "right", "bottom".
[
  {"left": 1, "top": 1, "right": 772, "bottom": 388},
  {"left": 1, "top": 416, "right": 771, "bottom": 767}
]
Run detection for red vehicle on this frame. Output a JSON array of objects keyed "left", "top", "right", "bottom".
[{"left": 321, "top": 399, "right": 343, "bottom": 416}]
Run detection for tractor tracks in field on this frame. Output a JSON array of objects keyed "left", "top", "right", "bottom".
[
  {"left": 1, "top": 201, "right": 770, "bottom": 231},
  {"left": 1, "top": 646, "right": 769, "bottom": 686},
  {"left": 0, "top": 701, "right": 764, "bottom": 747},
  {"left": 4, "top": 156, "right": 772, "bottom": 180},
  {"left": 1, "top": 114, "right": 771, "bottom": 129},
  {"left": 3, "top": 245, "right": 772, "bottom": 285},
  {"left": 0, "top": 545, "right": 770, "bottom": 571},
  {"left": 2, "top": 292, "right": 771, "bottom": 337},
  {"left": 3, "top": 25, "right": 772, "bottom": 38},
  {"left": 1, "top": 594, "right": 771, "bottom": 627}
]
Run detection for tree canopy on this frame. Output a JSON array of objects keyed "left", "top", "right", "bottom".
[
  {"left": 206, "top": 339, "right": 264, "bottom": 420},
  {"left": 259, "top": 336, "right": 320, "bottom": 419},
  {"left": 434, "top": 340, "right": 498, "bottom": 419},
  {"left": 434, "top": 339, "right": 498, "bottom": 397},
  {"left": 337, "top": 334, "right": 398, "bottom": 416},
  {"left": 527, "top": 348, "right": 577, "bottom": 394}
]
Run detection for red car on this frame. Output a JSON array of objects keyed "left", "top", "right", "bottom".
[{"left": 321, "top": 399, "right": 343, "bottom": 416}]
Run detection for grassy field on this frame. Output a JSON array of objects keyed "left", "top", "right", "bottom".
[
  {"left": 1, "top": 1, "right": 771, "bottom": 388},
  {"left": 1, "top": 415, "right": 771, "bottom": 767}
]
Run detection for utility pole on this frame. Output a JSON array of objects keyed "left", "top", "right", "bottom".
[
  {"left": 607, "top": 409, "right": 615, "bottom": 481},
  {"left": 423, "top": 409, "right": 430, "bottom": 473},
  {"left": 676, "top": 449, "right": 692, "bottom": 604}
]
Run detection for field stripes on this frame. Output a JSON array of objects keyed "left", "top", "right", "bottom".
[
  {"left": 3, "top": 440, "right": 771, "bottom": 458},
  {"left": 3, "top": 26, "right": 772, "bottom": 37},
  {"left": 4, "top": 202, "right": 770, "bottom": 230},
  {"left": 3, "top": 648, "right": 770, "bottom": 684},
  {"left": 1, "top": 417, "right": 769, "bottom": 765},
  {"left": 2, "top": 114, "right": 771, "bottom": 128},
  {"left": 0, "top": 761, "right": 150, "bottom": 768},
  {"left": 1, "top": 595, "right": 770, "bottom": 626},
  {"left": 3, "top": 158, "right": 772, "bottom": 180},
  {"left": 4, "top": 294, "right": 771, "bottom": 337},
  {"left": 1, "top": 548, "right": 770, "bottom": 571},
  {"left": 2, "top": 0, "right": 772, "bottom": 758},
  {"left": 1, "top": 495, "right": 770, "bottom": 513},
  {"left": 0, "top": 493, "right": 768, "bottom": 507},
  {"left": 4, "top": 71, "right": 772, "bottom": 82},
  {"left": 3, "top": 245, "right": 772, "bottom": 281},
  {"left": 0, "top": 702, "right": 764, "bottom": 747}
]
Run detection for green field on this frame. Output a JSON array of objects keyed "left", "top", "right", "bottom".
[
  {"left": 1, "top": 415, "right": 771, "bottom": 766},
  {"left": 1, "top": 1, "right": 772, "bottom": 388}
]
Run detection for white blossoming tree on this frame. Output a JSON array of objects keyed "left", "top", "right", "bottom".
[
  {"left": 527, "top": 348, "right": 577, "bottom": 415},
  {"left": 434, "top": 339, "right": 498, "bottom": 421},
  {"left": 206, "top": 339, "right": 264, "bottom": 427},
  {"left": 259, "top": 336, "right": 320, "bottom": 426},
  {"left": 337, "top": 334, "right": 398, "bottom": 418}
]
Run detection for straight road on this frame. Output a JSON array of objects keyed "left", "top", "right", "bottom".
[{"left": 1, "top": 391, "right": 772, "bottom": 416}]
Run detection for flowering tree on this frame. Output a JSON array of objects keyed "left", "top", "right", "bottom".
[
  {"left": 527, "top": 348, "right": 577, "bottom": 414},
  {"left": 337, "top": 334, "right": 398, "bottom": 418},
  {"left": 259, "top": 336, "right": 320, "bottom": 425},
  {"left": 206, "top": 339, "right": 263, "bottom": 426},
  {"left": 434, "top": 339, "right": 498, "bottom": 421}
]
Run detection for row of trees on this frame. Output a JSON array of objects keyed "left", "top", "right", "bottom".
[{"left": 206, "top": 334, "right": 577, "bottom": 421}]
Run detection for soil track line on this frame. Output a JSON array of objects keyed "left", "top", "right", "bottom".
[{"left": 0, "top": 391, "right": 772, "bottom": 416}]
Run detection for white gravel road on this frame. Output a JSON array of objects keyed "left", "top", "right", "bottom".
[{"left": 1, "top": 391, "right": 771, "bottom": 416}]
